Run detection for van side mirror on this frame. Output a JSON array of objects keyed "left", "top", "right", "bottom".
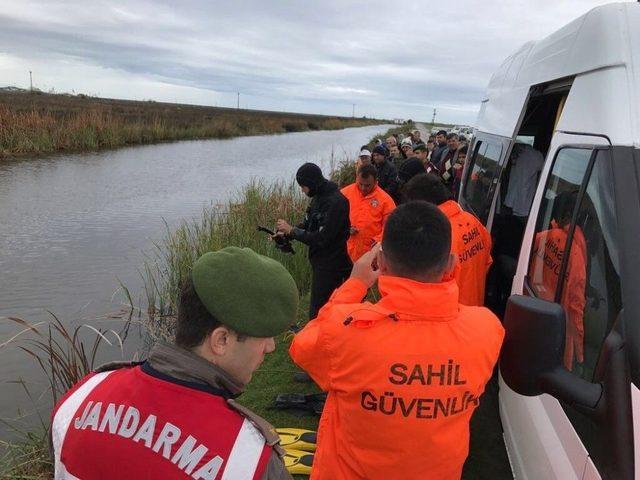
[{"left": 500, "top": 295, "right": 601, "bottom": 409}]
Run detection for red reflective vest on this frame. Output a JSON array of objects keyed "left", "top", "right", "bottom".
[
  {"left": 439, "top": 200, "right": 492, "bottom": 306},
  {"left": 341, "top": 183, "right": 395, "bottom": 262},
  {"left": 290, "top": 276, "right": 504, "bottom": 480},
  {"left": 51, "top": 364, "right": 271, "bottom": 479}
]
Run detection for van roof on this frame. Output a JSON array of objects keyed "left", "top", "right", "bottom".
[{"left": 477, "top": 2, "right": 640, "bottom": 146}]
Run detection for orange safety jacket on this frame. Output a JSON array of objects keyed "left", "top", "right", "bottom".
[
  {"left": 439, "top": 200, "right": 492, "bottom": 306},
  {"left": 289, "top": 276, "right": 504, "bottom": 480},
  {"left": 531, "top": 222, "right": 587, "bottom": 370},
  {"left": 341, "top": 183, "right": 395, "bottom": 262}
]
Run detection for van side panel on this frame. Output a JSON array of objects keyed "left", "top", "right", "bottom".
[
  {"left": 500, "top": 376, "right": 587, "bottom": 480},
  {"left": 633, "top": 384, "right": 640, "bottom": 480},
  {"left": 556, "top": 67, "right": 633, "bottom": 146}
]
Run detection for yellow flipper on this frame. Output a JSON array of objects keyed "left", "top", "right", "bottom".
[
  {"left": 276, "top": 428, "right": 317, "bottom": 452},
  {"left": 283, "top": 448, "right": 314, "bottom": 476}
]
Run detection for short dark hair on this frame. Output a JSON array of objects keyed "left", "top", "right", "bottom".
[
  {"left": 382, "top": 201, "right": 451, "bottom": 278},
  {"left": 357, "top": 164, "right": 378, "bottom": 180},
  {"left": 458, "top": 145, "right": 468, "bottom": 155},
  {"left": 437, "top": 130, "right": 447, "bottom": 136},
  {"left": 404, "top": 173, "right": 453, "bottom": 205},
  {"left": 446, "top": 133, "right": 459, "bottom": 140},
  {"left": 176, "top": 276, "right": 221, "bottom": 349}
]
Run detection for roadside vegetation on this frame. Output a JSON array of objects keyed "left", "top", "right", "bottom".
[
  {"left": 0, "top": 124, "right": 405, "bottom": 478},
  {"left": 0, "top": 89, "right": 383, "bottom": 159}
]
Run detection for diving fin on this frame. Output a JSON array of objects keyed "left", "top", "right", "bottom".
[
  {"left": 273, "top": 393, "right": 326, "bottom": 416},
  {"left": 276, "top": 428, "right": 317, "bottom": 452},
  {"left": 283, "top": 448, "right": 314, "bottom": 476}
]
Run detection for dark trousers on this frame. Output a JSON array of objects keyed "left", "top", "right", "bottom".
[{"left": 309, "top": 266, "right": 352, "bottom": 319}]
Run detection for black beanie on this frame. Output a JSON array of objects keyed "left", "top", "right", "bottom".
[
  {"left": 296, "top": 163, "right": 325, "bottom": 190},
  {"left": 372, "top": 145, "right": 387, "bottom": 156},
  {"left": 398, "top": 158, "right": 426, "bottom": 183}
]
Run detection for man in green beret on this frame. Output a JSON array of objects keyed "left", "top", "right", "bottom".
[{"left": 51, "top": 247, "right": 297, "bottom": 480}]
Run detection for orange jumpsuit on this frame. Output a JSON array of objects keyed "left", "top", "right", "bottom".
[
  {"left": 341, "top": 183, "right": 395, "bottom": 262},
  {"left": 439, "top": 200, "right": 492, "bottom": 306},
  {"left": 531, "top": 222, "right": 587, "bottom": 370},
  {"left": 289, "top": 276, "right": 504, "bottom": 480}
]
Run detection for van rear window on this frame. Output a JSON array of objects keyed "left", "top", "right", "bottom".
[{"left": 463, "top": 140, "right": 503, "bottom": 222}]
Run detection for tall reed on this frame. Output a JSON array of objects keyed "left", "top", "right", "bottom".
[
  {"left": 0, "top": 314, "right": 124, "bottom": 479},
  {"left": 142, "top": 181, "right": 310, "bottom": 343},
  {"left": 0, "top": 104, "right": 381, "bottom": 158}
]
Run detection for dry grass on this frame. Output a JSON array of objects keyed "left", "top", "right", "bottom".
[
  {"left": 0, "top": 90, "right": 383, "bottom": 158},
  {"left": 0, "top": 314, "right": 126, "bottom": 479}
]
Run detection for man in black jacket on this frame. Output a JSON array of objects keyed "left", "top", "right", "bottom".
[
  {"left": 277, "top": 163, "right": 352, "bottom": 319},
  {"left": 372, "top": 145, "right": 399, "bottom": 200},
  {"left": 430, "top": 129, "right": 449, "bottom": 168}
]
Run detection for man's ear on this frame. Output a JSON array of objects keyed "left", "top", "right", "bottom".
[
  {"left": 377, "top": 249, "right": 390, "bottom": 275},
  {"left": 442, "top": 253, "right": 457, "bottom": 280},
  {"left": 208, "top": 326, "right": 232, "bottom": 356}
]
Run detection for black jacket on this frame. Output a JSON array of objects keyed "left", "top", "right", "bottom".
[
  {"left": 290, "top": 181, "right": 351, "bottom": 270},
  {"left": 431, "top": 142, "right": 448, "bottom": 168},
  {"left": 376, "top": 159, "right": 399, "bottom": 199}
]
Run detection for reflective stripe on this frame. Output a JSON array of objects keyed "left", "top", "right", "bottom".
[
  {"left": 221, "top": 418, "right": 266, "bottom": 480},
  {"left": 52, "top": 371, "right": 114, "bottom": 480}
]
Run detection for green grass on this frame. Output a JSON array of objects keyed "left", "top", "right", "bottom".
[
  {"left": 141, "top": 180, "right": 312, "bottom": 343},
  {"left": 240, "top": 294, "right": 321, "bottom": 432}
]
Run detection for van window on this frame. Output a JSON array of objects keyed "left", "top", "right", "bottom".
[
  {"left": 558, "top": 150, "right": 621, "bottom": 378},
  {"left": 527, "top": 148, "right": 592, "bottom": 315},
  {"left": 526, "top": 147, "right": 620, "bottom": 473},
  {"left": 463, "top": 140, "right": 503, "bottom": 222}
]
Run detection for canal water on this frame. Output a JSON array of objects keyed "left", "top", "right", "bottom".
[{"left": 0, "top": 124, "right": 392, "bottom": 436}]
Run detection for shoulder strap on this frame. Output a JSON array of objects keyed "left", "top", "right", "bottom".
[
  {"left": 94, "top": 360, "right": 143, "bottom": 373},
  {"left": 226, "top": 399, "right": 284, "bottom": 456}
]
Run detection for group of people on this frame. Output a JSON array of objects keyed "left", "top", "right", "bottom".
[
  {"left": 50, "top": 128, "right": 504, "bottom": 480},
  {"left": 355, "top": 128, "right": 471, "bottom": 206}
]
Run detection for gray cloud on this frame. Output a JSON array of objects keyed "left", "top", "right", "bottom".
[{"left": 0, "top": 0, "right": 623, "bottom": 123}]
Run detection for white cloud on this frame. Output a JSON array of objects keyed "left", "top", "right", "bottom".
[{"left": 0, "top": 0, "right": 628, "bottom": 124}]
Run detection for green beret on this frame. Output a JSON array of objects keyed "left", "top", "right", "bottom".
[{"left": 191, "top": 247, "right": 299, "bottom": 337}]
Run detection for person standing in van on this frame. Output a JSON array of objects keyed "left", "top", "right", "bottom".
[
  {"left": 504, "top": 143, "right": 545, "bottom": 220},
  {"left": 404, "top": 173, "right": 493, "bottom": 306},
  {"left": 289, "top": 202, "right": 504, "bottom": 480}
]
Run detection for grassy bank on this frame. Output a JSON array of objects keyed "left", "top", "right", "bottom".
[{"left": 0, "top": 89, "right": 383, "bottom": 158}]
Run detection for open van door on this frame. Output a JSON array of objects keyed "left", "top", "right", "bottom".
[{"left": 500, "top": 132, "right": 635, "bottom": 480}]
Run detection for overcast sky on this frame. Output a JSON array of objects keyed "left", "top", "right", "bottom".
[{"left": 0, "top": 0, "right": 625, "bottom": 124}]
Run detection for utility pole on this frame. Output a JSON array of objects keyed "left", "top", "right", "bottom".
[
  {"left": 352, "top": 103, "right": 355, "bottom": 118},
  {"left": 431, "top": 108, "right": 437, "bottom": 126},
  {"left": 29, "top": 71, "right": 33, "bottom": 92},
  {"left": 237, "top": 92, "right": 240, "bottom": 110}
]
